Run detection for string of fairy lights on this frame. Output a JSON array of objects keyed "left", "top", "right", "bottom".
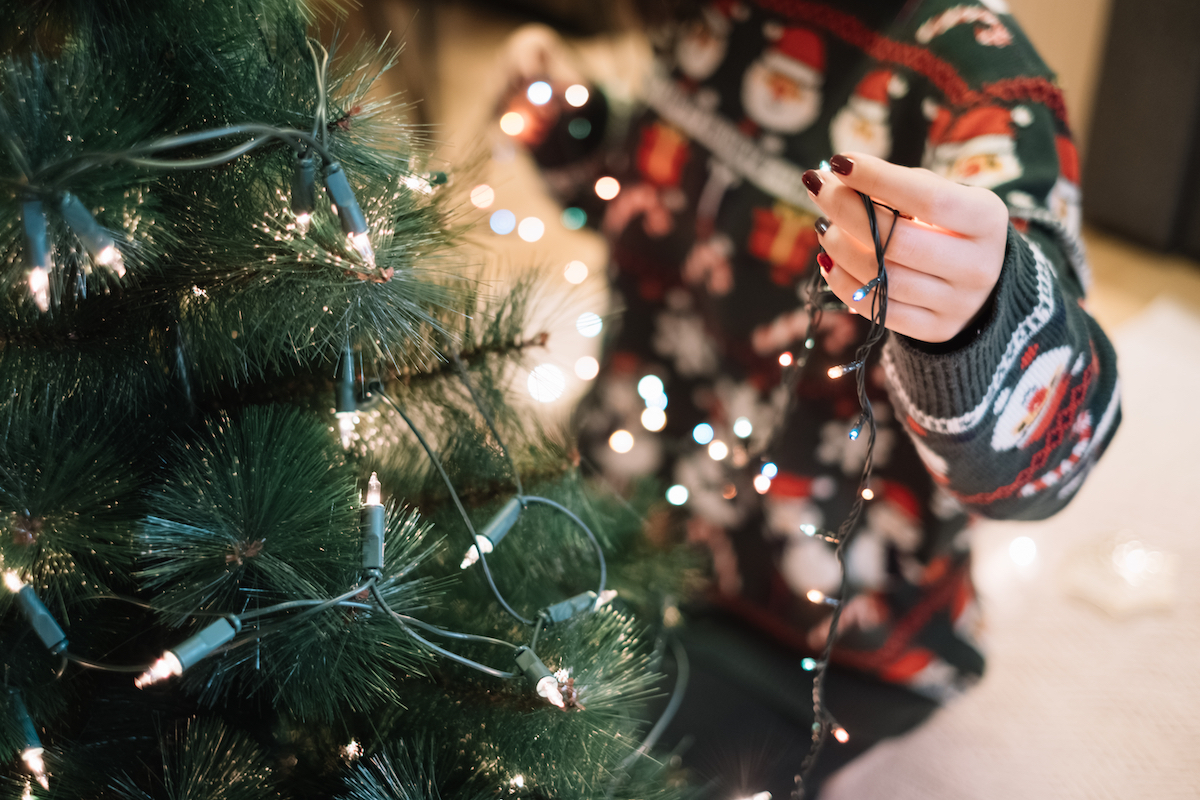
[
  {"left": 1, "top": 48, "right": 630, "bottom": 793},
  {"left": 482, "top": 77, "right": 908, "bottom": 795}
]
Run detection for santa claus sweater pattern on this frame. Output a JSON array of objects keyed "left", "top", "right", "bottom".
[{"left": 554, "top": 0, "right": 1120, "bottom": 700}]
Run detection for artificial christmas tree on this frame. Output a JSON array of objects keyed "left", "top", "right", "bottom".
[{"left": 0, "top": 3, "right": 694, "bottom": 798}]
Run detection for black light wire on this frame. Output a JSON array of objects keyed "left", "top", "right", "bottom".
[{"left": 788, "top": 191, "right": 899, "bottom": 796}]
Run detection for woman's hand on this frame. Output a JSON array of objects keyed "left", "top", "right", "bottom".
[{"left": 802, "top": 152, "right": 1010, "bottom": 344}]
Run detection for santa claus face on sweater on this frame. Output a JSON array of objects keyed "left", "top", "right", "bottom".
[
  {"left": 830, "top": 96, "right": 892, "bottom": 159},
  {"left": 925, "top": 133, "right": 1023, "bottom": 188},
  {"left": 992, "top": 345, "right": 1073, "bottom": 451},
  {"left": 741, "top": 52, "right": 823, "bottom": 134},
  {"left": 676, "top": 14, "right": 729, "bottom": 81}
]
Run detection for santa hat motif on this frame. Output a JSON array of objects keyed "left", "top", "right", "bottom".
[
  {"left": 761, "top": 23, "right": 825, "bottom": 84},
  {"left": 702, "top": 0, "right": 746, "bottom": 34},
  {"left": 926, "top": 104, "right": 1015, "bottom": 146}
]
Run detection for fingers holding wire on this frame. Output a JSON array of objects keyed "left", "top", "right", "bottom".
[{"left": 817, "top": 222, "right": 954, "bottom": 311}]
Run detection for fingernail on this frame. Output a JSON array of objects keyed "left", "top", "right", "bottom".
[
  {"left": 830, "top": 155, "right": 854, "bottom": 176},
  {"left": 816, "top": 252, "right": 833, "bottom": 272},
  {"left": 815, "top": 216, "right": 831, "bottom": 235},
  {"left": 802, "top": 170, "right": 823, "bottom": 196}
]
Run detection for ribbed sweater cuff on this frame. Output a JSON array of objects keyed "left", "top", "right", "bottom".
[{"left": 883, "top": 224, "right": 1045, "bottom": 424}]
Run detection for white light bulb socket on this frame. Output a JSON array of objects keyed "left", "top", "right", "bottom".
[
  {"left": 460, "top": 497, "right": 522, "bottom": 569},
  {"left": 58, "top": 192, "right": 124, "bottom": 275},
  {"left": 172, "top": 617, "right": 241, "bottom": 673},
  {"left": 14, "top": 584, "right": 68, "bottom": 655},
  {"left": 361, "top": 503, "right": 386, "bottom": 572},
  {"left": 514, "top": 646, "right": 565, "bottom": 708},
  {"left": 322, "top": 162, "right": 369, "bottom": 237},
  {"left": 541, "top": 591, "right": 599, "bottom": 625},
  {"left": 291, "top": 153, "right": 318, "bottom": 220}
]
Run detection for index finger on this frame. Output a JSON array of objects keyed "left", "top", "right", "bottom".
[{"left": 828, "top": 152, "right": 1008, "bottom": 237}]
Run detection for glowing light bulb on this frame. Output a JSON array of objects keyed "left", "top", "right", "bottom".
[
  {"left": 641, "top": 407, "right": 666, "bottom": 431},
  {"left": 575, "top": 356, "right": 599, "bottom": 380},
  {"left": 807, "top": 589, "right": 826, "bottom": 604},
  {"left": 801, "top": 657, "right": 817, "bottom": 671},
  {"left": 460, "top": 536, "right": 494, "bottom": 569},
  {"left": 848, "top": 425, "right": 861, "bottom": 441},
  {"left": 342, "top": 740, "right": 363, "bottom": 760},
  {"left": 366, "top": 473, "right": 382, "bottom": 506},
  {"left": 527, "top": 81, "right": 553, "bottom": 105},
  {"left": 666, "top": 485, "right": 689, "bottom": 505},
  {"left": 135, "top": 652, "right": 184, "bottom": 689},
  {"left": 95, "top": 244, "right": 126, "bottom": 277},
  {"left": 4, "top": 570, "right": 23, "bottom": 593},
  {"left": 528, "top": 364, "right": 566, "bottom": 403},
  {"left": 1010, "top": 536, "right": 1037, "bottom": 566},
  {"left": 565, "top": 84, "right": 590, "bottom": 107},
  {"left": 536, "top": 675, "right": 565, "bottom": 708},
  {"left": 761, "top": 462, "right": 778, "bottom": 479},
  {"left": 28, "top": 269, "right": 50, "bottom": 312},
  {"left": 637, "top": 375, "right": 664, "bottom": 400},
  {"left": 470, "top": 184, "right": 495, "bottom": 209},
  {"left": 490, "top": 209, "right": 517, "bottom": 235},
  {"left": 348, "top": 231, "right": 376, "bottom": 267},
  {"left": 500, "top": 111, "right": 526, "bottom": 136},
  {"left": 511, "top": 775, "right": 526, "bottom": 789},
  {"left": 576, "top": 312, "right": 603, "bottom": 338},
  {"left": 692, "top": 423, "right": 714, "bottom": 445},
  {"left": 861, "top": 487, "right": 875, "bottom": 501},
  {"left": 778, "top": 351, "right": 793, "bottom": 367},
  {"left": 563, "top": 260, "right": 588, "bottom": 284},
  {"left": 733, "top": 417, "right": 753, "bottom": 438},
  {"left": 708, "top": 440, "right": 729, "bottom": 460},
  {"left": 294, "top": 211, "right": 312, "bottom": 234},
  {"left": 337, "top": 412, "right": 358, "bottom": 449},
  {"left": 21, "top": 749, "right": 47, "bottom": 790},
  {"left": 833, "top": 726, "right": 850, "bottom": 744},
  {"left": 609, "top": 429, "right": 634, "bottom": 453},
  {"left": 517, "top": 216, "right": 545, "bottom": 242},
  {"left": 753, "top": 474, "right": 772, "bottom": 494},
  {"left": 594, "top": 177, "right": 621, "bottom": 200},
  {"left": 827, "top": 361, "right": 862, "bottom": 379},
  {"left": 800, "top": 524, "right": 817, "bottom": 537}
]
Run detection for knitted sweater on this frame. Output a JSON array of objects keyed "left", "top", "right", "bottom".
[{"left": 530, "top": 0, "right": 1121, "bottom": 700}]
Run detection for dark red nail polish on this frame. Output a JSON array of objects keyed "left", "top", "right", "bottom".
[
  {"left": 815, "top": 216, "right": 831, "bottom": 235},
  {"left": 816, "top": 252, "right": 833, "bottom": 271},
  {"left": 830, "top": 154, "right": 854, "bottom": 176},
  {"left": 802, "top": 170, "right": 823, "bottom": 196}
]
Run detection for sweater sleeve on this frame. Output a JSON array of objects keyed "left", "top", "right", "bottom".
[{"left": 880, "top": 95, "right": 1121, "bottom": 520}]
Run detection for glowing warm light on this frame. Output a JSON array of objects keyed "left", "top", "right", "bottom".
[
  {"left": 594, "top": 177, "right": 621, "bottom": 200},
  {"left": 517, "top": 216, "right": 545, "bottom": 242},
  {"left": 753, "top": 474, "right": 772, "bottom": 494},
  {"left": 510, "top": 774, "right": 526, "bottom": 788},
  {"left": 565, "top": 84, "right": 590, "bottom": 107},
  {"left": 641, "top": 407, "right": 666, "bottom": 432},
  {"left": 761, "top": 462, "right": 778, "bottom": 478},
  {"left": 470, "top": 184, "right": 495, "bottom": 209},
  {"left": 365, "top": 473, "right": 382, "bottom": 506},
  {"left": 4, "top": 570, "right": 24, "bottom": 593},
  {"left": 1113, "top": 540, "right": 1163, "bottom": 586},
  {"left": 1010, "top": 536, "right": 1037, "bottom": 567},
  {"left": 637, "top": 375, "right": 665, "bottom": 400},
  {"left": 576, "top": 312, "right": 603, "bottom": 338},
  {"left": 337, "top": 412, "right": 358, "bottom": 449},
  {"left": 722, "top": 484, "right": 737, "bottom": 500},
  {"left": 95, "top": 245, "right": 126, "bottom": 277},
  {"left": 692, "top": 423, "right": 714, "bottom": 445},
  {"left": 294, "top": 211, "right": 312, "bottom": 234},
  {"left": 828, "top": 364, "right": 846, "bottom": 379},
  {"left": 778, "top": 351, "right": 793, "bottom": 367},
  {"left": 833, "top": 726, "right": 850, "bottom": 744},
  {"left": 348, "top": 231, "right": 376, "bottom": 267},
  {"left": 733, "top": 417, "right": 753, "bottom": 438},
  {"left": 500, "top": 111, "right": 526, "bottom": 136},
  {"left": 135, "top": 652, "right": 183, "bottom": 689},
  {"left": 527, "top": 81, "right": 553, "bottom": 105},
  {"left": 861, "top": 488, "right": 875, "bottom": 501},
  {"left": 28, "top": 269, "right": 49, "bottom": 312},
  {"left": 608, "top": 429, "right": 635, "bottom": 453},
  {"left": 490, "top": 209, "right": 516, "bottom": 235},
  {"left": 563, "top": 260, "right": 589, "bottom": 284},
  {"left": 806, "top": 589, "right": 826, "bottom": 604},
  {"left": 21, "top": 749, "right": 47, "bottom": 790},
  {"left": 527, "top": 364, "right": 566, "bottom": 403},
  {"left": 666, "top": 485, "right": 689, "bottom": 505},
  {"left": 575, "top": 356, "right": 600, "bottom": 380},
  {"left": 708, "top": 440, "right": 729, "bottom": 461},
  {"left": 342, "top": 740, "right": 363, "bottom": 760}
]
